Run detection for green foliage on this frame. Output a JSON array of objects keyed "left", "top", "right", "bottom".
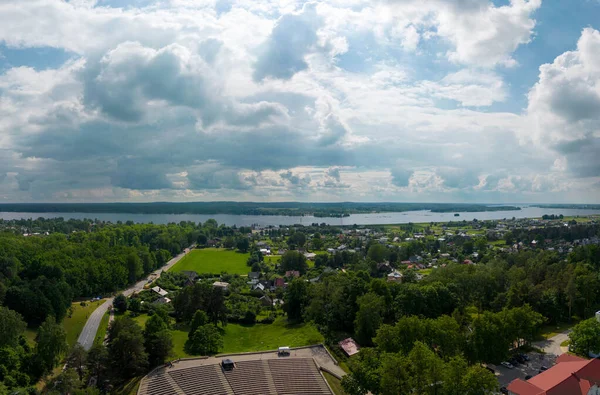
[
  {"left": 173, "top": 282, "right": 227, "bottom": 325},
  {"left": 189, "top": 310, "right": 210, "bottom": 335},
  {"left": 367, "top": 244, "right": 388, "bottom": 263},
  {"left": 354, "top": 293, "right": 384, "bottom": 346},
  {"left": 284, "top": 279, "right": 309, "bottom": 322},
  {"left": 114, "top": 294, "right": 128, "bottom": 314},
  {"left": 144, "top": 315, "right": 173, "bottom": 367},
  {"left": 35, "top": 316, "right": 68, "bottom": 374},
  {"left": 279, "top": 250, "right": 309, "bottom": 274},
  {"left": 170, "top": 248, "right": 250, "bottom": 275},
  {"left": 569, "top": 318, "right": 600, "bottom": 357},
  {"left": 0, "top": 307, "right": 26, "bottom": 348},
  {"left": 107, "top": 316, "right": 148, "bottom": 380},
  {"left": 185, "top": 324, "right": 222, "bottom": 355}
]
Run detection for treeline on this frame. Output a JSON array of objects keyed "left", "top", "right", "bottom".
[{"left": 0, "top": 202, "right": 520, "bottom": 216}]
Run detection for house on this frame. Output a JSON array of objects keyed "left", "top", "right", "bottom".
[
  {"left": 260, "top": 248, "right": 271, "bottom": 255},
  {"left": 151, "top": 286, "right": 169, "bottom": 297},
  {"left": 259, "top": 295, "right": 273, "bottom": 307},
  {"left": 252, "top": 282, "right": 265, "bottom": 292},
  {"left": 463, "top": 259, "right": 474, "bottom": 265},
  {"left": 339, "top": 338, "right": 360, "bottom": 357},
  {"left": 181, "top": 271, "right": 198, "bottom": 287},
  {"left": 248, "top": 272, "right": 260, "bottom": 280},
  {"left": 153, "top": 296, "right": 171, "bottom": 305},
  {"left": 327, "top": 248, "right": 336, "bottom": 254},
  {"left": 212, "top": 281, "right": 229, "bottom": 291},
  {"left": 387, "top": 270, "right": 403, "bottom": 283},
  {"left": 507, "top": 354, "right": 600, "bottom": 395},
  {"left": 304, "top": 252, "right": 317, "bottom": 260},
  {"left": 274, "top": 278, "right": 285, "bottom": 288},
  {"left": 285, "top": 270, "right": 300, "bottom": 278}
]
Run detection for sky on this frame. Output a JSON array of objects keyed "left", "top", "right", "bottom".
[{"left": 0, "top": 0, "right": 599, "bottom": 204}]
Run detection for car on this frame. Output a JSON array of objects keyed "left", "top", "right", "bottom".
[
  {"left": 501, "top": 362, "right": 514, "bottom": 369},
  {"left": 514, "top": 355, "right": 526, "bottom": 364},
  {"left": 520, "top": 353, "right": 530, "bottom": 361},
  {"left": 500, "top": 387, "right": 508, "bottom": 394},
  {"left": 509, "top": 358, "right": 520, "bottom": 366},
  {"left": 525, "top": 375, "right": 532, "bottom": 380},
  {"left": 540, "top": 366, "right": 548, "bottom": 371}
]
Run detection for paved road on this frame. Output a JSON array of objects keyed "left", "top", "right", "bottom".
[
  {"left": 533, "top": 330, "right": 571, "bottom": 357},
  {"left": 77, "top": 247, "right": 192, "bottom": 350}
]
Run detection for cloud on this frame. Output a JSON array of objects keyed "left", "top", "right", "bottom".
[
  {"left": 253, "top": 3, "right": 322, "bottom": 81},
  {"left": 390, "top": 168, "right": 413, "bottom": 187},
  {"left": 527, "top": 28, "right": 600, "bottom": 178}
]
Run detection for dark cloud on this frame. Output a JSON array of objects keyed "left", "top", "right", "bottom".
[
  {"left": 554, "top": 137, "right": 600, "bottom": 178},
  {"left": 253, "top": 3, "right": 321, "bottom": 81},
  {"left": 110, "top": 158, "right": 172, "bottom": 190},
  {"left": 548, "top": 80, "right": 600, "bottom": 123},
  {"left": 187, "top": 166, "right": 252, "bottom": 190},
  {"left": 279, "top": 170, "right": 311, "bottom": 186},
  {"left": 436, "top": 167, "right": 480, "bottom": 188}
]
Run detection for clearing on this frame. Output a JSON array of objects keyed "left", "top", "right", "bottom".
[{"left": 169, "top": 248, "right": 250, "bottom": 275}]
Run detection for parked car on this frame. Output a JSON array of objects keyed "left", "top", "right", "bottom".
[
  {"left": 501, "top": 361, "right": 514, "bottom": 369},
  {"left": 540, "top": 366, "right": 548, "bottom": 371},
  {"left": 525, "top": 375, "right": 532, "bottom": 380},
  {"left": 520, "top": 353, "right": 530, "bottom": 361},
  {"left": 500, "top": 387, "right": 508, "bottom": 394},
  {"left": 514, "top": 354, "right": 526, "bottom": 364}
]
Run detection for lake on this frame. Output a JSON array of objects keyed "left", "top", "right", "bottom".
[{"left": 1, "top": 206, "right": 599, "bottom": 226}]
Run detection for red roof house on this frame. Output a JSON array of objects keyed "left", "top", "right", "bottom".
[{"left": 507, "top": 354, "right": 600, "bottom": 395}]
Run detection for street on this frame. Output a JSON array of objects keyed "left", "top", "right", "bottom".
[{"left": 77, "top": 246, "right": 192, "bottom": 350}]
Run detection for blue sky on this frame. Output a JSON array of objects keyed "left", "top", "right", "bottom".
[{"left": 0, "top": 0, "right": 599, "bottom": 203}]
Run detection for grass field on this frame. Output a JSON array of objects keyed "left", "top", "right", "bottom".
[
  {"left": 220, "top": 317, "right": 323, "bottom": 353},
  {"left": 538, "top": 321, "right": 578, "bottom": 340},
  {"left": 94, "top": 312, "right": 111, "bottom": 346},
  {"left": 170, "top": 248, "right": 250, "bottom": 275},
  {"left": 323, "top": 372, "right": 346, "bottom": 395},
  {"left": 63, "top": 299, "right": 106, "bottom": 347}
]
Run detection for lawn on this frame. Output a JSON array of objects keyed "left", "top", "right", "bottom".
[
  {"left": 538, "top": 320, "right": 578, "bottom": 340},
  {"left": 94, "top": 312, "right": 111, "bottom": 346},
  {"left": 169, "top": 248, "right": 250, "bottom": 275},
  {"left": 220, "top": 317, "right": 323, "bottom": 353},
  {"left": 323, "top": 371, "right": 346, "bottom": 395},
  {"left": 63, "top": 299, "right": 106, "bottom": 347}
]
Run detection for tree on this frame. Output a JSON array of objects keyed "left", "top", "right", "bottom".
[
  {"left": 50, "top": 368, "right": 81, "bottom": 394},
  {"left": 67, "top": 343, "right": 88, "bottom": 381},
  {"left": 36, "top": 316, "right": 68, "bottom": 373},
  {"left": 280, "top": 251, "right": 308, "bottom": 274},
  {"left": 236, "top": 237, "right": 250, "bottom": 253},
  {"left": 367, "top": 244, "right": 387, "bottom": 263},
  {"left": 185, "top": 324, "right": 223, "bottom": 355},
  {"left": 223, "top": 236, "right": 236, "bottom": 249},
  {"left": 189, "top": 310, "right": 210, "bottom": 335},
  {"left": 288, "top": 232, "right": 306, "bottom": 248},
  {"left": 462, "top": 365, "right": 498, "bottom": 395},
  {"left": 0, "top": 306, "right": 26, "bottom": 348},
  {"left": 86, "top": 344, "right": 109, "bottom": 391},
  {"left": 129, "top": 297, "right": 142, "bottom": 314},
  {"left": 354, "top": 292, "right": 384, "bottom": 346},
  {"left": 197, "top": 233, "right": 208, "bottom": 246},
  {"left": 107, "top": 316, "right": 148, "bottom": 380},
  {"left": 144, "top": 315, "right": 173, "bottom": 367},
  {"left": 113, "top": 294, "right": 128, "bottom": 314},
  {"left": 311, "top": 234, "right": 324, "bottom": 251},
  {"left": 569, "top": 318, "right": 600, "bottom": 357},
  {"left": 284, "top": 279, "right": 309, "bottom": 322},
  {"left": 126, "top": 252, "right": 143, "bottom": 283}
]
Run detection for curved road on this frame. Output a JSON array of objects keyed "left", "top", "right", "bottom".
[
  {"left": 77, "top": 247, "right": 192, "bottom": 350},
  {"left": 533, "top": 330, "right": 571, "bottom": 357}
]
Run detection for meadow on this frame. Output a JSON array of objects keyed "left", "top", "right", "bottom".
[{"left": 169, "top": 248, "right": 250, "bottom": 275}]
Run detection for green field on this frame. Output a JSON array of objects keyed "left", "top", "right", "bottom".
[
  {"left": 220, "top": 317, "right": 323, "bottom": 353},
  {"left": 323, "top": 371, "right": 346, "bottom": 395},
  {"left": 94, "top": 312, "right": 111, "bottom": 346},
  {"left": 170, "top": 248, "right": 250, "bottom": 275}
]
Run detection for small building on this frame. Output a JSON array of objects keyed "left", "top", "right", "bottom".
[
  {"left": 304, "top": 252, "right": 317, "bottom": 260},
  {"left": 153, "top": 296, "right": 171, "bottom": 305},
  {"left": 274, "top": 278, "right": 285, "bottom": 288},
  {"left": 387, "top": 270, "right": 403, "bottom": 283},
  {"left": 151, "top": 286, "right": 169, "bottom": 297},
  {"left": 285, "top": 270, "right": 300, "bottom": 278},
  {"left": 259, "top": 295, "right": 273, "bottom": 307},
  {"left": 252, "top": 282, "right": 265, "bottom": 292},
  {"left": 181, "top": 271, "right": 198, "bottom": 287},
  {"left": 212, "top": 281, "right": 230, "bottom": 291},
  {"left": 339, "top": 338, "right": 360, "bottom": 357},
  {"left": 248, "top": 272, "right": 260, "bottom": 280}
]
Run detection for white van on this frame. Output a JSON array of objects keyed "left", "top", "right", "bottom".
[{"left": 278, "top": 346, "right": 290, "bottom": 356}]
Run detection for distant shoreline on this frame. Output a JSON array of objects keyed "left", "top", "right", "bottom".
[{"left": 0, "top": 202, "right": 524, "bottom": 217}]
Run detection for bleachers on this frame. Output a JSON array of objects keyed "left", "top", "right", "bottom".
[
  {"left": 140, "top": 371, "right": 180, "bottom": 395},
  {"left": 268, "top": 358, "right": 332, "bottom": 395},
  {"left": 223, "top": 360, "right": 276, "bottom": 395},
  {"left": 140, "top": 357, "right": 332, "bottom": 395},
  {"left": 169, "top": 364, "right": 234, "bottom": 395}
]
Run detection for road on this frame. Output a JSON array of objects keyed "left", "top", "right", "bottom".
[
  {"left": 77, "top": 246, "right": 192, "bottom": 350},
  {"left": 533, "top": 330, "right": 571, "bottom": 357}
]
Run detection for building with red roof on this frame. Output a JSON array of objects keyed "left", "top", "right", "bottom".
[
  {"left": 338, "top": 338, "right": 360, "bottom": 357},
  {"left": 507, "top": 354, "right": 600, "bottom": 395}
]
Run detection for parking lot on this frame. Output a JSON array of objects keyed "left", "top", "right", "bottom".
[{"left": 488, "top": 352, "right": 557, "bottom": 388}]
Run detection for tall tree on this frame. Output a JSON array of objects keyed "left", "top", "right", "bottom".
[
  {"left": 144, "top": 315, "right": 173, "bottom": 367},
  {"left": 185, "top": 324, "right": 223, "bottom": 355},
  {"left": 36, "top": 316, "right": 68, "bottom": 374},
  {"left": 280, "top": 251, "right": 309, "bottom": 274},
  {"left": 354, "top": 292, "right": 384, "bottom": 346},
  {"left": 284, "top": 279, "right": 309, "bottom": 322},
  {"left": 67, "top": 343, "right": 88, "bottom": 381},
  {"left": 0, "top": 306, "right": 26, "bottom": 348},
  {"left": 107, "top": 316, "right": 148, "bottom": 380}
]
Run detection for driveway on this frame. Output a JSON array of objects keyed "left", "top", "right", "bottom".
[
  {"left": 533, "top": 330, "right": 571, "bottom": 357},
  {"left": 77, "top": 246, "right": 193, "bottom": 350}
]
